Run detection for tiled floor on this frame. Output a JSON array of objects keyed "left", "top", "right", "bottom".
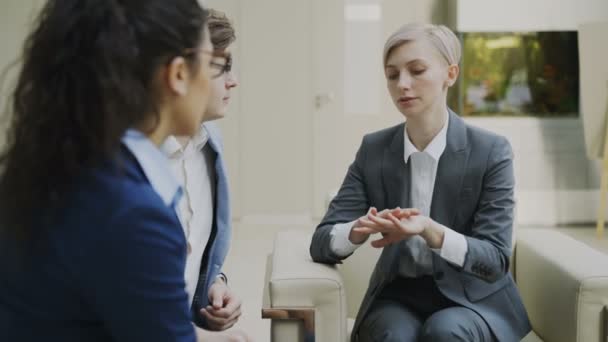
[{"left": 223, "top": 222, "right": 608, "bottom": 341}]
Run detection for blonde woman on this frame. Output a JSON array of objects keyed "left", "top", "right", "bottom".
[{"left": 310, "top": 23, "right": 531, "bottom": 341}]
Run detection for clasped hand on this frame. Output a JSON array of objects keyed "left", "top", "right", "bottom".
[
  {"left": 349, "top": 207, "right": 431, "bottom": 248},
  {"left": 200, "top": 278, "right": 242, "bottom": 331}
]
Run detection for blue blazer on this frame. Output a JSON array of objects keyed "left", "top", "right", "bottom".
[
  {"left": 191, "top": 122, "right": 232, "bottom": 328},
  {"left": 0, "top": 145, "right": 196, "bottom": 342}
]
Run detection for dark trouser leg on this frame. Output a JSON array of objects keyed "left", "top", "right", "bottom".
[
  {"left": 357, "top": 299, "right": 422, "bottom": 342},
  {"left": 418, "top": 306, "right": 496, "bottom": 342}
]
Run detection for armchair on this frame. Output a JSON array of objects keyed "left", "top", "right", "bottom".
[{"left": 262, "top": 229, "right": 608, "bottom": 342}]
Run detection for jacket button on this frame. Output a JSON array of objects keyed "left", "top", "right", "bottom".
[{"left": 435, "top": 271, "right": 445, "bottom": 280}]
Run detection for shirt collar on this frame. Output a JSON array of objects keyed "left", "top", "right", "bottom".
[
  {"left": 122, "top": 129, "right": 181, "bottom": 207},
  {"left": 160, "top": 125, "right": 209, "bottom": 158},
  {"left": 404, "top": 110, "right": 449, "bottom": 163},
  {"left": 192, "top": 126, "right": 210, "bottom": 151},
  {"left": 160, "top": 135, "right": 182, "bottom": 158}
]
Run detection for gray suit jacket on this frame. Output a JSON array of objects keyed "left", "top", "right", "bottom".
[{"left": 310, "top": 111, "right": 531, "bottom": 342}]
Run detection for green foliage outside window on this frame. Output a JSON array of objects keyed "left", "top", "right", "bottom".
[{"left": 448, "top": 32, "right": 579, "bottom": 117}]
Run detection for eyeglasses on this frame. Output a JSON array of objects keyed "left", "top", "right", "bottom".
[
  {"left": 182, "top": 48, "right": 233, "bottom": 79},
  {"left": 209, "top": 55, "right": 232, "bottom": 79}
]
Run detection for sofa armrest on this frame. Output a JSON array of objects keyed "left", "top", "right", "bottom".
[
  {"left": 515, "top": 229, "right": 608, "bottom": 342},
  {"left": 261, "top": 230, "right": 348, "bottom": 342}
]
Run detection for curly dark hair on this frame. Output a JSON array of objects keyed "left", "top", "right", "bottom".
[{"left": 0, "top": 0, "right": 208, "bottom": 241}]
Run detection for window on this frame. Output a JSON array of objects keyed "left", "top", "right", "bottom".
[{"left": 448, "top": 32, "right": 579, "bottom": 117}]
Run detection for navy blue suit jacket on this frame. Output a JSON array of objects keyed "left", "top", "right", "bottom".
[{"left": 0, "top": 146, "right": 196, "bottom": 342}]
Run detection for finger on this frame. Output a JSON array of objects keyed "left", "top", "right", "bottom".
[
  {"left": 210, "top": 299, "right": 242, "bottom": 319},
  {"left": 352, "top": 227, "right": 377, "bottom": 235},
  {"left": 370, "top": 236, "right": 396, "bottom": 248},
  {"left": 390, "top": 213, "right": 418, "bottom": 234},
  {"left": 376, "top": 208, "right": 391, "bottom": 217},
  {"left": 223, "top": 297, "right": 242, "bottom": 313},
  {"left": 223, "top": 307, "right": 242, "bottom": 325},
  {"left": 398, "top": 208, "right": 420, "bottom": 218},
  {"left": 200, "top": 308, "right": 231, "bottom": 326},
  {"left": 407, "top": 208, "right": 420, "bottom": 216},
  {"left": 358, "top": 218, "right": 383, "bottom": 230},
  {"left": 387, "top": 213, "right": 404, "bottom": 228},
  {"left": 388, "top": 213, "right": 420, "bottom": 234},
  {"left": 367, "top": 213, "right": 396, "bottom": 229},
  {"left": 371, "top": 234, "right": 401, "bottom": 248},
  {"left": 210, "top": 289, "right": 226, "bottom": 310},
  {"left": 390, "top": 207, "right": 402, "bottom": 216},
  {"left": 208, "top": 307, "right": 242, "bottom": 330},
  {"left": 205, "top": 304, "right": 232, "bottom": 319},
  {"left": 214, "top": 315, "right": 238, "bottom": 331},
  {"left": 375, "top": 207, "right": 399, "bottom": 219},
  {"left": 199, "top": 309, "right": 223, "bottom": 328},
  {"left": 369, "top": 207, "right": 378, "bottom": 216}
]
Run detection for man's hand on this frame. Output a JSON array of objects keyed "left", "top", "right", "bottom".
[{"left": 200, "top": 278, "right": 242, "bottom": 331}]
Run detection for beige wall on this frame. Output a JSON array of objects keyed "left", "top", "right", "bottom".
[
  {"left": 214, "top": 0, "right": 608, "bottom": 225},
  {"left": 444, "top": 0, "right": 608, "bottom": 224},
  {"left": 0, "top": 0, "right": 43, "bottom": 75},
  {"left": 448, "top": 0, "right": 608, "bottom": 31},
  {"left": 205, "top": 0, "right": 446, "bottom": 222},
  {"left": 208, "top": 0, "right": 314, "bottom": 222},
  {"left": 0, "top": 0, "right": 44, "bottom": 145},
  {"left": 237, "top": 0, "right": 314, "bottom": 221},
  {"left": 3, "top": 1, "right": 605, "bottom": 225},
  {"left": 204, "top": 0, "right": 242, "bottom": 219}
]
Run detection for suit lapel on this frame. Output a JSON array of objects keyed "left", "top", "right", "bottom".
[
  {"left": 430, "top": 111, "right": 469, "bottom": 228},
  {"left": 205, "top": 131, "right": 230, "bottom": 231},
  {"left": 382, "top": 123, "right": 410, "bottom": 210},
  {"left": 380, "top": 124, "right": 410, "bottom": 277}
]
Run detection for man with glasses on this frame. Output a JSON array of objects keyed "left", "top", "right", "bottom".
[{"left": 161, "top": 9, "right": 241, "bottom": 332}]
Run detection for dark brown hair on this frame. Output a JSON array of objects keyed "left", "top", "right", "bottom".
[{"left": 0, "top": 0, "right": 209, "bottom": 240}]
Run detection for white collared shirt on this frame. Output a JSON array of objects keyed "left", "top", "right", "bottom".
[
  {"left": 161, "top": 128, "right": 215, "bottom": 307},
  {"left": 121, "top": 129, "right": 182, "bottom": 208},
  {"left": 330, "top": 111, "right": 468, "bottom": 268}
]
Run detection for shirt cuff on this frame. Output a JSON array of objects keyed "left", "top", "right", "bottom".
[
  {"left": 216, "top": 273, "right": 228, "bottom": 285},
  {"left": 330, "top": 220, "right": 361, "bottom": 257},
  {"left": 434, "top": 225, "right": 468, "bottom": 267}
]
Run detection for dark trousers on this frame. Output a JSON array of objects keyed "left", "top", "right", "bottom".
[{"left": 358, "top": 276, "right": 495, "bottom": 342}]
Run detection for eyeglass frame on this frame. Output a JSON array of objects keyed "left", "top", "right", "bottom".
[{"left": 182, "top": 48, "right": 233, "bottom": 79}]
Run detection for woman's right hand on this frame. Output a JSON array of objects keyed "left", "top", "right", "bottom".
[
  {"left": 349, "top": 208, "right": 377, "bottom": 244},
  {"left": 349, "top": 207, "right": 420, "bottom": 244}
]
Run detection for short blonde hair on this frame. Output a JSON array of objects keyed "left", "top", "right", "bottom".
[{"left": 383, "top": 23, "right": 461, "bottom": 66}]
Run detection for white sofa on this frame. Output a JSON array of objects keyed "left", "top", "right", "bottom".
[{"left": 262, "top": 228, "right": 608, "bottom": 342}]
